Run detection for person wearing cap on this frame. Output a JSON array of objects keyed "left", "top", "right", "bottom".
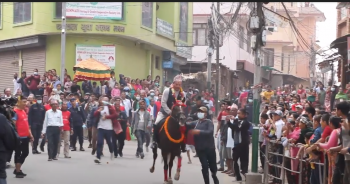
[
  {"left": 69, "top": 97, "right": 86, "bottom": 151},
  {"left": 28, "top": 95, "right": 46, "bottom": 154},
  {"left": 186, "top": 106, "right": 219, "bottom": 184},
  {"left": 151, "top": 75, "right": 186, "bottom": 149},
  {"left": 190, "top": 96, "right": 210, "bottom": 121},
  {"left": 295, "top": 104, "right": 303, "bottom": 115}
]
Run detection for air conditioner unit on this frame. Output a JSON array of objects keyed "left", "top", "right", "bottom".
[{"left": 267, "top": 26, "right": 277, "bottom": 32}]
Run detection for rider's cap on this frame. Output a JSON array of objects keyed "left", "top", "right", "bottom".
[{"left": 198, "top": 106, "right": 208, "bottom": 112}]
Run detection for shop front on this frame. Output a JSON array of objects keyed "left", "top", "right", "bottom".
[
  {"left": 236, "top": 60, "right": 255, "bottom": 89},
  {"left": 0, "top": 36, "right": 46, "bottom": 92},
  {"left": 330, "top": 34, "right": 350, "bottom": 88},
  {"left": 162, "top": 51, "right": 188, "bottom": 83}
]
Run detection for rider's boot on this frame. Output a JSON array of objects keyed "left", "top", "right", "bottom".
[{"left": 150, "top": 124, "right": 158, "bottom": 149}]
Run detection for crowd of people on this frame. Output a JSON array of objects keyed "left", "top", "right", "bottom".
[
  {"left": 0, "top": 68, "right": 221, "bottom": 183},
  {"left": 214, "top": 82, "right": 350, "bottom": 184}
]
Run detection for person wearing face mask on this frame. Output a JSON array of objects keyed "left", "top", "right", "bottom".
[
  {"left": 133, "top": 95, "right": 141, "bottom": 112},
  {"left": 186, "top": 106, "right": 219, "bottom": 184},
  {"left": 24, "top": 69, "right": 41, "bottom": 96},
  {"left": 27, "top": 95, "right": 46, "bottom": 154},
  {"left": 148, "top": 90, "right": 156, "bottom": 101},
  {"left": 68, "top": 97, "right": 86, "bottom": 151}
]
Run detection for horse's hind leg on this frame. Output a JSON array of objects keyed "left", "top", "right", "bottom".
[
  {"left": 149, "top": 145, "right": 158, "bottom": 173},
  {"left": 174, "top": 155, "right": 182, "bottom": 181},
  {"left": 168, "top": 154, "right": 175, "bottom": 184},
  {"left": 162, "top": 151, "right": 169, "bottom": 183}
]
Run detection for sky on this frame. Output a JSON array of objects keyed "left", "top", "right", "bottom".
[{"left": 314, "top": 2, "right": 337, "bottom": 50}]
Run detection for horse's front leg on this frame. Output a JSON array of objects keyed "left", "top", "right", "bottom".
[
  {"left": 149, "top": 144, "right": 158, "bottom": 173},
  {"left": 163, "top": 152, "right": 169, "bottom": 184},
  {"left": 168, "top": 154, "right": 175, "bottom": 184},
  {"left": 174, "top": 155, "right": 182, "bottom": 181}
]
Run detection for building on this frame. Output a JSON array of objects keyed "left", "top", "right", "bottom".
[
  {"left": 264, "top": 2, "right": 325, "bottom": 88},
  {"left": 330, "top": 3, "right": 350, "bottom": 88},
  {"left": 181, "top": 2, "right": 261, "bottom": 98},
  {"left": 0, "top": 2, "right": 193, "bottom": 91}
]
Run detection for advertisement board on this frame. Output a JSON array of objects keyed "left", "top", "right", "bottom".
[
  {"left": 66, "top": 2, "right": 123, "bottom": 20},
  {"left": 76, "top": 44, "right": 116, "bottom": 69}
]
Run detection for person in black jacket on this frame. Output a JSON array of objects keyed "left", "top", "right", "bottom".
[
  {"left": 28, "top": 95, "right": 46, "bottom": 154},
  {"left": 189, "top": 96, "right": 210, "bottom": 121},
  {"left": 228, "top": 108, "right": 251, "bottom": 181},
  {"left": 0, "top": 114, "right": 18, "bottom": 184},
  {"left": 69, "top": 98, "right": 86, "bottom": 151}
]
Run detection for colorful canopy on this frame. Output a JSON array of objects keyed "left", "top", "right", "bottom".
[{"left": 73, "top": 58, "right": 111, "bottom": 82}]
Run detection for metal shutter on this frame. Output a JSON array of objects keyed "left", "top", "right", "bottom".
[
  {"left": 22, "top": 47, "right": 46, "bottom": 75},
  {"left": 0, "top": 51, "right": 19, "bottom": 93}
]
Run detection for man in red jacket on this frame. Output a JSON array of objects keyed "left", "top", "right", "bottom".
[
  {"left": 24, "top": 69, "right": 40, "bottom": 96},
  {"left": 58, "top": 101, "right": 72, "bottom": 158}
]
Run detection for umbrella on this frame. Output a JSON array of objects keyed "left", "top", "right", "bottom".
[{"left": 73, "top": 58, "right": 111, "bottom": 82}]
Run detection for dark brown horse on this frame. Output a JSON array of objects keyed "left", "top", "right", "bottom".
[{"left": 149, "top": 105, "right": 187, "bottom": 184}]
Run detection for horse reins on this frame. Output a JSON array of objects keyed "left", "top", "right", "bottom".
[{"left": 159, "top": 116, "right": 185, "bottom": 144}]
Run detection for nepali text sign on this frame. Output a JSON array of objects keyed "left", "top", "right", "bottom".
[
  {"left": 76, "top": 45, "right": 116, "bottom": 69},
  {"left": 156, "top": 18, "right": 174, "bottom": 38},
  {"left": 66, "top": 2, "right": 123, "bottom": 20}
]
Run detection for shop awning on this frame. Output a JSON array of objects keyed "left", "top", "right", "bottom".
[
  {"left": 330, "top": 34, "right": 350, "bottom": 49},
  {"left": 261, "top": 66, "right": 281, "bottom": 73}
]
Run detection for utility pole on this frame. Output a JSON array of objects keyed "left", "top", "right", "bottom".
[
  {"left": 60, "top": 2, "right": 67, "bottom": 82},
  {"left": 251, "top": 2, "right": 263, "bottom": 174},
  {"left": 288, "top": 55, "right": 291, "bottom": 74},
  {"left": 215, "top": 2, "right": 220, "bottom": 116},
  {"left": 309, "top": 40, "right": 316, "bottom": 87},
  {"left": 207, "top": 10, "right": 215, "bottom": 91}
]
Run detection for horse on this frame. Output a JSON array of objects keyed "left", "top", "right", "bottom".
[{"left": 149, "top": 103, "right": 187, "bottom": 184}]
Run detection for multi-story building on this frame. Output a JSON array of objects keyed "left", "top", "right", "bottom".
[
  {"left": 0, "top": 2, "right": 193, "bottom": 90},
  {"left": 181, "top": 2, "right": 261, "bottom": 97},
  {"left": 264, "top": 2, "right": 325, "bottom": 87}
]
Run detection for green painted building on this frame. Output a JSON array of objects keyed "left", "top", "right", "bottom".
[{"left": 0, "top": 2, "right": 193, "bottom": 91}]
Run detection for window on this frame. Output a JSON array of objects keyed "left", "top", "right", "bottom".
[
  {"left": 142, "top": 2, "right": 153, "bottom": 28},
  {"left": 192, "top": 23, "right": 208, "bottom": 46},
  {"left": 246, "top": 33, "right": 251, "bottom": 53},
  {"left": 238, "top": 26, "right": 244, "bottom": 49},
  {"left": 341, "top": 7, "right": 347, "bottom": 20},
  {"left": 264, "top": 48, "right": 275, "bottom": 67},
  {"left": 55, "top": 2, "right": 62, "bottom": 18},
  {"left": 13, "top": 2, "right": 32, "bottom": 24},
  {"left": 155, "top": 56, "right": 160, "bottom": 70},
  {"left": 179, "top": 2, "right": 188, "bottom": 41}
]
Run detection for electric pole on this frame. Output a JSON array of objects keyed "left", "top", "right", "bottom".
[
  {"left": 215, "top": 2, "right": 220, "bottom": 116},
  {"left": 207, "top": 11, "right": 215, "bottom": 91},
  {"left": 251, "top": 2, "right": 263, "bottom": 173},
  {"left": 309, "top": 40, "right": 315, "bottom": 87},
  {"left": 60, "top": 2, "right": 67, "bottom": 82}
]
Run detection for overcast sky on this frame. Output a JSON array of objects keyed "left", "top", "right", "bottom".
[{"left": 314, "top": 2, "right": 337, "bottom": 49}]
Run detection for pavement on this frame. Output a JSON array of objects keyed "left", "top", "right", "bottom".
[{"left": 6, "top": 140, "right": 250, "bottom": 184}]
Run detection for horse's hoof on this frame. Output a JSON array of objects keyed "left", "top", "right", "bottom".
[
  {"left": 150, "top": 167, "right": 154, "bottom": 173},
  {"left": 167, "top": 178, "right": 173, "bottom": 184},
  {"left": 174, "top": 172, "right": 180, "bottom": 181}
]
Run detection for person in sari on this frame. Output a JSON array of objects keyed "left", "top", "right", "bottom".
[
  {"left": 134, "top": 78, "right": 142, "bottom": 90},
  {"left": 324, "top": 87, "right": 331, "bottom": 112}
]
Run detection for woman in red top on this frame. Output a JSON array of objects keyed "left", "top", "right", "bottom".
[{"left": 13, "top": 96, "right": 33, "bottom": 178}]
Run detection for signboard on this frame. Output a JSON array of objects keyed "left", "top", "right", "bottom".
[
  {"left": 156, "top": 18, "right": 174, "bottom": 38},
  {"left": 162, "top": 61, "right": 173, "bottom": 69},
  {"left": 66, "top": 2, "right": 123, "bottom": 20},
  {"left": 76, "top": 44, "right": 116, "bottom": 69},
  {"left": 348, "top": 37, "right": 350, "bottom": 64},
  {"left": 176, "top": 42, "right": 192, "bottom": 59},
  {"left": 262, "top": 7, "right": 289, "bottom": 28}
]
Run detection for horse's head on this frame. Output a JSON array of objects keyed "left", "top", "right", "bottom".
[{"left": 171, "top": 100, "right": 187, "bottom": 126}]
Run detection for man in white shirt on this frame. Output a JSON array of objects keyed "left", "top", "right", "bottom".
[
  {"left": 270, "top": 110, "right": 285, "bottom": 140},
  {"left": 121, "top": 91, "right": 132, "bottom": 118},
  {"left": 203, "top": 95, "right": 213, "bottom": 120},
  {"left": 42, "top": 99, "right": 64, "bottom": 161},
  {"left": 13, "top": 73, "right": 21, "bottom": 96}
]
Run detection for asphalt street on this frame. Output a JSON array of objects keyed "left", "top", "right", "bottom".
[{"left": 6, "top": 139, "right": 248, "bottom": 184}]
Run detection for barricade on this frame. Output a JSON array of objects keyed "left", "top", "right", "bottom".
[{"left": 263, "top": 140, "right": 326, "bottom": 184}]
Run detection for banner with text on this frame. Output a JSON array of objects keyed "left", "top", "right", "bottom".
[
  {"left": 66, "top": 2, "right": 123, "bottom": 20},
  {"left": 76, "top": 45, "right": 116, "bottom": 69}
]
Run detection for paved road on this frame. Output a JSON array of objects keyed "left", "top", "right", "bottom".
[{"left": 6, "top": 140, "right": 246, "bottom": 184}]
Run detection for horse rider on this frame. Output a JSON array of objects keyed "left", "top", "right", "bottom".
[{"left": 151, "top": 75, "right": 186, "bottom": 151}]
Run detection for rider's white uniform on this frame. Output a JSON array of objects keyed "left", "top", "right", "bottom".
[{"left": 154, "top": 88, "right": 180, "bottom": 124}]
